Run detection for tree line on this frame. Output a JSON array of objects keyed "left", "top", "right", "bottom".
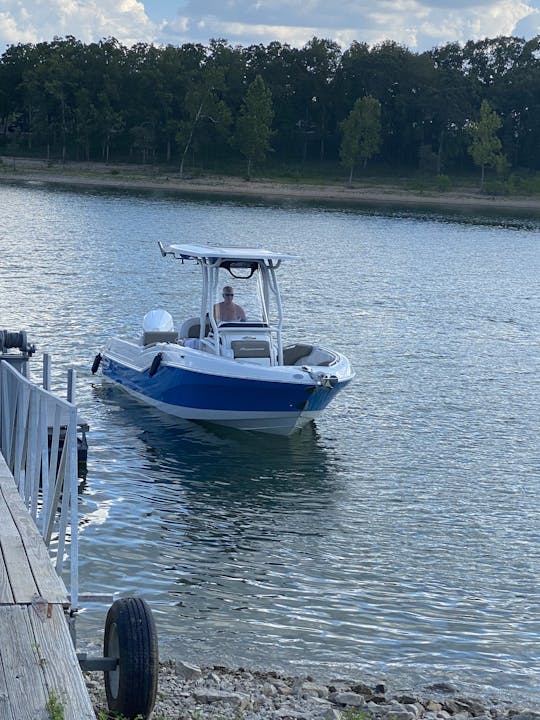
[{"left": 1, "top": 34, "right": 540, "bottom": 182}]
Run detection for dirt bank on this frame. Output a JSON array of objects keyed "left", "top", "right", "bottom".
[{"left": 2, "top": 156, "right": 540, "bottom": 212}]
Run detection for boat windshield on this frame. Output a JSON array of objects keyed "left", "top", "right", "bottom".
[{"left": 212, "top": 265, "right": 274, "bottom": 325}]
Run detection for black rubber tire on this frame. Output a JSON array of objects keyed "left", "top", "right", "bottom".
[{"left": 104, "top": 597, "right": 159, "bottom": 720}]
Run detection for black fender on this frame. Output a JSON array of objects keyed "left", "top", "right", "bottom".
[
  {"left": 91, "top": 353, "right": 102, "bottom": 374},
  {"left": 148, "top": 352, "right": 163, "bottom": 378}
]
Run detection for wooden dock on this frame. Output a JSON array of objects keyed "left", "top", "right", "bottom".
[{"left": 0, "top": 454, "right": 95, "bottom": 720}]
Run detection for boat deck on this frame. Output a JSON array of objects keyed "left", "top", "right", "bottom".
[{"left": 0, "top": 454, "right": 95, "bottom": 719}]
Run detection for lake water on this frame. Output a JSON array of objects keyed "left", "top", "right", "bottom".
[{"left": 1, "top": 180, "right": 539, "bottom": 705}]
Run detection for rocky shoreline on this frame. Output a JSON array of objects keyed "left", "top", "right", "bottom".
[{"left": 85, "top": 661, "right": 539, "bottom": 720}]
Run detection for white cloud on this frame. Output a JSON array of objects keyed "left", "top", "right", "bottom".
[
  {"left": 0, "top": 12, "right": 36, "bottom": 44},
  {"left": 514, "top": 6, "right": 540, "bottom": 35},
  {"left": 196, "top": 18, "right": 322, "bottom": 46},
  {"left": 0, "top": 0, "right": 158, "bottom": 48},
  {"left": 412, "top": 0, "right": 534, "bottom": 49},
  {"left": 155, "top": 0, "right": 539, "bottom": 51},
  {"left": 1, "top": 0, "right": 539, "bottom": 53}
]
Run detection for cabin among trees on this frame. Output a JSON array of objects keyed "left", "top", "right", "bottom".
[{"left": 1, "top": 34, "right": 540, "bottom": 189}]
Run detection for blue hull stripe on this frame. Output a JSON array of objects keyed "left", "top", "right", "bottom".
[{"left": 103, "top": 359, "right": 346, "bottom": 414}]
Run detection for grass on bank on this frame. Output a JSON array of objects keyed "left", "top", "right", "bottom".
[{"left": 2, "top": 153, "right": 540, "bottom": 197}]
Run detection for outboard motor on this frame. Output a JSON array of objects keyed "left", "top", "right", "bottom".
[
  {"left": 141, "top": 309, "right": 177, "bottom": 346},
  {"left": 142, "top": 309, "right": 174, "bottom": 334}
]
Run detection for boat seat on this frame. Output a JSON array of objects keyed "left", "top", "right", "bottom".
[
  {"left": 143, "top": 331, "right": 178, "bottom": 346},
  {"left": 282, "top": 343, "right": 313, "bottom": 365},
  {"left": 298, "top": 347, "right": 334, "bottom": 367},
  {"left": 179, "top": 317, "right": 212, "bottom": 339},
  {"left": 230, "top": 339, "right": 271, "bottom": 358}
]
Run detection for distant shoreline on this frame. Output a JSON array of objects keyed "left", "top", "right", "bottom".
[{"left": 2, "top": 157, "right": 540, "bottom": 212}]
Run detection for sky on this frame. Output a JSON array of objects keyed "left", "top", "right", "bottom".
[{"left": 1, "top": 0, "right": 540, "bottom": 54}]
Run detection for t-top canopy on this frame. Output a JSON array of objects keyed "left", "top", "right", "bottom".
[{"left": 161, "top": 242, "right": 298, "bottom": 264}]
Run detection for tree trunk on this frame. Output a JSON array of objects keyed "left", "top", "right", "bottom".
[
  {"left": 27, "top": 103, "right": 32, "bottom": 150},
  {"left": 436, "top": 129, "right": 444, "bottom": 175},
  {"left": 180, "top": 101, "right": 204, "bottom": 178},
  {"left": 61, "top": 93, "right": 66, "bottom": 164}
]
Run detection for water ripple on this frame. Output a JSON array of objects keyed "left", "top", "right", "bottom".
[{"left": 1, "top": 182, "right": 539, "bottom": 705}]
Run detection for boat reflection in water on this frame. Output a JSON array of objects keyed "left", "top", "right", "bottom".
[{"left": 92, "top": 381, "right": 338, "bottom": 502}]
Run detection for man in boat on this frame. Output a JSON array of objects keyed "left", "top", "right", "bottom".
[{"left": 214, "top": 285, "right": 246, "bottom": 323}]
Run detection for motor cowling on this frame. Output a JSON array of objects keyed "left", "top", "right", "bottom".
[{"left": 142, "top": 309, "right": 174, "bottom": 334}]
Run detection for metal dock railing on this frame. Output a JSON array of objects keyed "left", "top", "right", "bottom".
[
  {"left": 0, "top": 336, "right": 158, "bottom": 720},
  {"left": 0, "top": 357, "right": 95, "bottom": 718}
]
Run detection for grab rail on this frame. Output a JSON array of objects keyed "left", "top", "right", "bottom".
[{"left": 0, "top": 357, "right": 79, "bottom": 609}]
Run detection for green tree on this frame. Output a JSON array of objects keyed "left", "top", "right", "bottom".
[
  {"left": 427, "top": 42, "right": 477, "bottom": 174},
  {"left": 235, "top": 74, "right": 274, "bottom": 178},
  {"left": 339, "top": 95, "right": 381, "bottom": 184},
  {"left": 96, "top": 93, "right": 124, "bottom": 162},
  {"left": 297, "top": 37, "right": 342, "bottom": 161},
  {"left": 176, "top": 63, "right": 231, "bottom": 177},
  {"left": 0, "top": 43, "right": 35, "bottom": 149},
  {"left": 468, "top": 99, "right": 506, "bottom": 187},
  {"left": 242, "top": 42, "right": 300, "bottom": 160},
  {"left": 4, "top": 34, "right": 540, "bottom": 174}
]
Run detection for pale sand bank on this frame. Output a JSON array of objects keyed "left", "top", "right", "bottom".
[{"left": 2, "top": 157, "right": 540, "bottom": 212}]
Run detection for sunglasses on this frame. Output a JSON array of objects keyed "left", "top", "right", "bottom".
[{"left": 224, "top": 293, "right": 234, "bottom": 297}]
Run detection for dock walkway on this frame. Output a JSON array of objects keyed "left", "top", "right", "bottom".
[{"left": 0, "top": 453, "right": 95, "bottom": 719}]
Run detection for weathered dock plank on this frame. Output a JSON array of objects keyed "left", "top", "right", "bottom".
[
  {"left": 0, "top": 644, "right": 16, "bottom": 720},
  {"left": 0, "top": 454, "right": 95, "bottom": 718},
  {"left": 0, "top": 605, "right": 50, "bottom": 720},
  {"left": 29, "top": 604, "right": 96, "bottom": 719},
  {"left": 0, "top": 502, "right": 39, "bottom": 603},
  {"left": 0, "top": 475, "right": 68, "bottom": 604},
  {"left": 0, "top": 603, "right": 95, "bottom": 719},
  {"left": 0, "top": 552, "right": 15, "bottom": 604},
  {"left": 0, "top": 462, "right": 66, "bottom": 604}
]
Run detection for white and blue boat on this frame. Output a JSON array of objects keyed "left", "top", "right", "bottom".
[{"left": 94, "top": 243, "right": 354, "bottom": 435}]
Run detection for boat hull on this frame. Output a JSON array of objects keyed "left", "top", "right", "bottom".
[{"left": 100, "top": 343, "right": 352, "bottom": 436}]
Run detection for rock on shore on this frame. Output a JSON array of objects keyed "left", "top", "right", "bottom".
[{"left": 85, "top": 661, "right": 539, "bottom": 720}]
